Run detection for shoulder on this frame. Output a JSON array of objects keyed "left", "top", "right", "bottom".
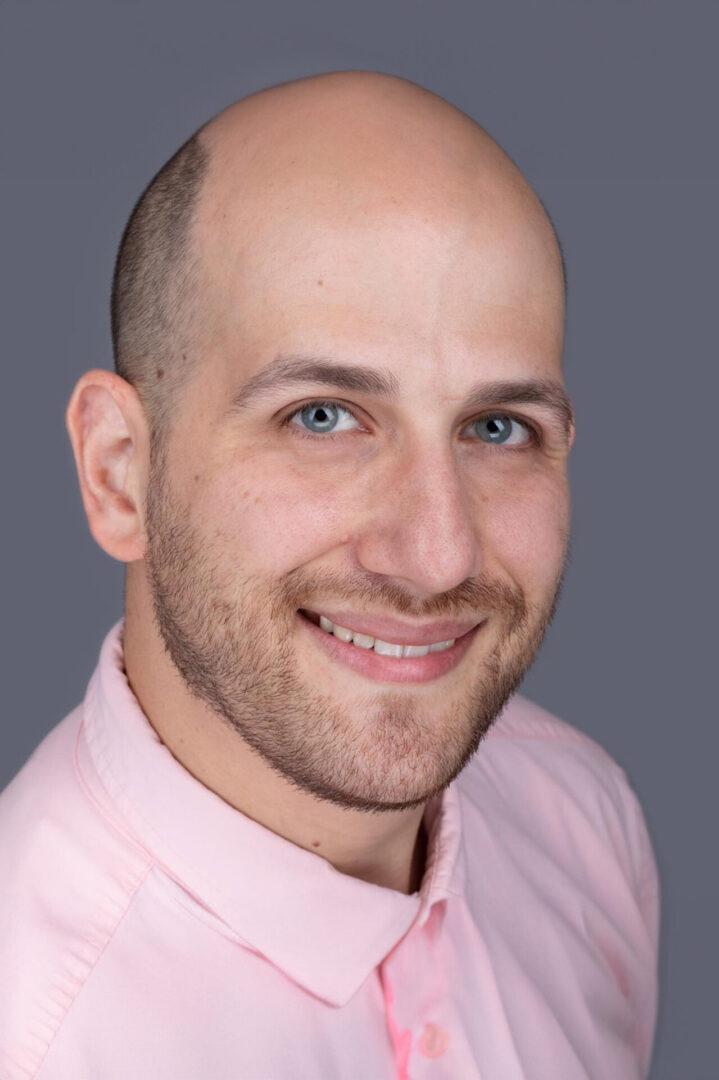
[
  {"left": 458, "top": 693, "right": 659, "bottom": 912},
  {"left": 0, "top": 705, "right": 151, "bottom": 1079},
  {"left": 477, "top": 690, "right": 637, "bottom": 796},
  {"left": 455, "top": 694, "right": 660, "bottom": 1074},
  {"left": 487, "top": 690, "right": 619, "bottom": 756}
]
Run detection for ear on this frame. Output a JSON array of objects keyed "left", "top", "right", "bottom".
[{"left": 65, "top": 370, "right": 150, "bottom": 562}]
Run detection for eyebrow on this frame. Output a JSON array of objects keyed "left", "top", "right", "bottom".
[{"left": 231, "top": 355, "right": 574, "bottom": 439}]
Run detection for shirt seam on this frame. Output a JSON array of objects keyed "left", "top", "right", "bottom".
[
  {"left": 74, "top": 704, "right": 245, "bottom": 934},
  {"left": 485, "top": 723, "right": 625, "bottom": 779},
  {"left": 73, "top": 712, "right": 246, "bottom": 945},
  {"left": 73, "top": 684, "right": 160, "bottom": 865},
  {"left": 487, "top": 725, "right": 608, "bottom": 750},
  {"left": 32, "top": 859, "right": 154, "bottom": 1080}
]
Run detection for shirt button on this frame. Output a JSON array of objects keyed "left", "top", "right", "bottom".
[{"left": 418, "top": 1022, "right": 449, "bottom": 1058}]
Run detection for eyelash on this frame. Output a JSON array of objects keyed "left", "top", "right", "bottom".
[{"left": 281, "top": 399, "right": 541, "bottom": 450}]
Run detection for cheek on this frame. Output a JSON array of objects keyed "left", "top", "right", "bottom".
[
  {"left": 191, "top": 464, "right": 354, "bottom": 573},
  {"left": 480, "top": 471, "right": 570, "bottom": 592}
]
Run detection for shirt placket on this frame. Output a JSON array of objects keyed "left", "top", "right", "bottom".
[{"left": 378, "top": 899, "right": 478, "bottom": 1080}]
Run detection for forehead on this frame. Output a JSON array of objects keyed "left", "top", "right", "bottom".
[
  {"left": 205, "top": 208, "right": 560, "bottom": 355},
  {"left": 191, "top": 135, "right": 565, "bottom": 399}
]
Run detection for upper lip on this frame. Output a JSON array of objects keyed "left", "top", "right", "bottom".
[{"left": 300, "top": 608, "right": 487, "bottom": 646}]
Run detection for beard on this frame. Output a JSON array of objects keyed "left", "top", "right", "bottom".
[{"left": 144, "top": 453, "right": 569, "bottom": 814}]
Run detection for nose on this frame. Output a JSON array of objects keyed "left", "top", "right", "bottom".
[{"left": 352, "top": 438, "right": 481, "bottom": 597}]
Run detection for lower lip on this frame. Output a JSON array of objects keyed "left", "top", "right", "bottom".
[{"left": 297, "top": 611, "right": 484, "bottom": 684}]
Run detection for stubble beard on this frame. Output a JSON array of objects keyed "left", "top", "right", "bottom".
[{"left": 144, "top": 457, "right": 569, "bottom": 814}]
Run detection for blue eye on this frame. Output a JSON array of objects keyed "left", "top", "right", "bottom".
[
  {"left": 471, "top": 414, "right": 532, "bottom": 447},
  {"left": 284, "top": 399, "right": 536, "bottom": 448},
  {"left": 289, "top": 401, "right": 357, "bottom": 436}
]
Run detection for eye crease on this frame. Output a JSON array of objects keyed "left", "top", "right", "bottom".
[{"left": 282, "top": 399, "right": 539, "bottom": 449}]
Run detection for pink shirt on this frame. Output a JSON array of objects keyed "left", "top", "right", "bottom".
[{"left": 0, "top": 622, "right": 660, "bottom": 1079}]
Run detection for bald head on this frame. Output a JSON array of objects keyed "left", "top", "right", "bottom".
[{"left": 111, "top": 71, "right": 565, "bottom": 445}]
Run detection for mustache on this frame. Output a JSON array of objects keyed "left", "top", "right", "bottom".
[{"left": 277, "top": 571, "right": 528, "bottom": 627}]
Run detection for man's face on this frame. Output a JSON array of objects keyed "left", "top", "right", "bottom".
[{"left": 144, "top": 172, "right": 572, "bottom": 813}]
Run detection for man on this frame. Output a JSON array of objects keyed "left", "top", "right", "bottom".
[{"left": 0, "top": 71, "right": 659, "bottom": 1078}]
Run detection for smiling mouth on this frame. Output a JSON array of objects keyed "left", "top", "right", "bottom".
[
  {"left": 298, "top": 609, "right": 470, "bottom": 656},
  {"left": 297, "top": 609, "right": 484, "bottom": 684}
]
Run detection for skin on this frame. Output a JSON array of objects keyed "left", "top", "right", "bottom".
[{"left": 66, "top": 72, "right": 574, "bottom": 896}]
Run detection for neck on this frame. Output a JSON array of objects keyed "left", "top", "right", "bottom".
[{"left": 123, "top": 577, "right": 429, "bottom": 895}]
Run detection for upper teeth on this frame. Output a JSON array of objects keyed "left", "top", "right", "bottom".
[{"left": 315, "top": 613, "right": 455, "bottom": 657}]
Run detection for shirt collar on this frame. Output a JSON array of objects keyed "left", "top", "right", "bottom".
[{"left": 76, "top": 621, "right": 467, "bottom": 1006}]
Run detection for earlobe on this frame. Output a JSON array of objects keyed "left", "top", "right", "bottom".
[{"left": 65, "top": 370, "right": 149, "bottom": 563}]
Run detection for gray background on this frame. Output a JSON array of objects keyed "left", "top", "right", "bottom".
[{"left": 1, "top": 1, "right": 716, "bottom": 1075}]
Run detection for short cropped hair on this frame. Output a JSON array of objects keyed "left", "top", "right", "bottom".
[{"left": 111, "top": 132, "right": 210, "bottom": 447}]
